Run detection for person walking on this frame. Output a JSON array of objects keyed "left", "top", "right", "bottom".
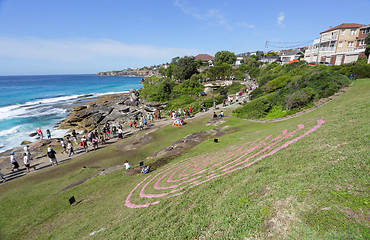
[
  {"left": 47, "top": 146, "right": 58, "bottom": 166},
  {"left": 71, "top": 130, "right": 78, "bottom": 144},
  {"left": 24, "top": 145, "right": 32, "bottom": 159},
  {"left": 67, "top": 140, "right": 74, "bottom": 157},
  {"left": 139, "top": 118, "right": 144, "bottom": 130},
  {"left": 92, "top": 136, "right": 99, "bottom": 150},
  {"left": 118, "top": 127, "right": 123, "bottom": 139},
  {"left": 80, "top": 136, "right": 89, "bottom": 152},
  {"left": 60, "top": 139, "right": 67, "bottom": 154},
  {"left": 10, "top": 152, "right": 20, "bottom": 172},
  {"left": 23, "top": 153, "right": 36, "bottom": 173}
]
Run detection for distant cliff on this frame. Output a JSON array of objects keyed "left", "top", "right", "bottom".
[{"left": 97, "top": 68, "right": 160, "bottom": 77}]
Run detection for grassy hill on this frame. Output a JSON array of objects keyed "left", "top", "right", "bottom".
[{"left": 0, "top": 79, "right": 368, "bottom": 239}]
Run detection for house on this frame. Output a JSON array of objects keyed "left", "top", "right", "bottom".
[
  {"left": 279, "top": 49, "right": 304, "bottom": 64},
  {"left": 235, "top": 56, "right": 244, "bottom": 65},
  {"left": 304, "top": 23, "right": 368, "bottom": 65},
  {"left": 237, "top": 51, "right": 264, "bottom": 58},
  {"left": 194, "top": 54, "right": 215, "bottom": 66},
  {"left": 259, "top": 55, "right": 280, "bottom": 63}
]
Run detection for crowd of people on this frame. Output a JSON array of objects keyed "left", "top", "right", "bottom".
[
  {"left": 1, "top": 89, "right": 256, "bottom": 183},
  {"left": 2, "top": 115, "right": 166, "bottom": 182}
]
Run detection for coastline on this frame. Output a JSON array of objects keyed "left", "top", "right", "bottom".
[
  {"left": 0, "top": 93, "right": 237, "bottom": 183},
  {"left": 0, "top": 87, "right": 168, "bottom": 169}
]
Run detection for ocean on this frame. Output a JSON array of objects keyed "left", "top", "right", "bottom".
[{"left": 0, "top": 74, "right": 143, "bottom": 153}]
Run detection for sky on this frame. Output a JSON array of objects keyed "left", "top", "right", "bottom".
[{"left": 0, "top": 0, "right": 369, "bottom": 75}]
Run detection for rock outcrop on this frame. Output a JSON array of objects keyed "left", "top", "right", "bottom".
[{"left": 59, "top": 89, "right": 167, "bottom": 132}]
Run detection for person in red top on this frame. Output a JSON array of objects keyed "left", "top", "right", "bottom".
[
  {"left": 188, "top": 106, "right": 192, "bottom": 114},
  {"left": 36, "top": 127, "right": 43, "bottom": 139}
]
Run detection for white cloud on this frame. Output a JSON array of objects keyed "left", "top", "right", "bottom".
[
  {"left": 0, "top": 37, "right": 200, "bottom": 62},
  {"left": 174, "top": 0, "right": 232, "bottom": 30},
  {"left": 237, "top": 22, "right": 255, "bottom": 29},
  {"left": 277, "top": 12, "right": 285, "bottom": 26}
]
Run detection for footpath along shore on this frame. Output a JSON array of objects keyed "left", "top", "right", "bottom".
[{"left": 0, "top": 99, "right": 243, "bottom": 184}]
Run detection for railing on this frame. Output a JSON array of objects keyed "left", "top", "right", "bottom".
[
  {"left": 336, "top": 46, "right": 365, "bottom": 54},
  {"left": 319, "top": 47, "right": 336, "bottom": 52},
  {"left": 320, "top": 35, "right": 338, "bottom": 42},
  {"left": 305, "top": 47, "right": 336, "bottom": 54},
  {"left": 305, "top": 48, "right": 318, "bottom": 54}
]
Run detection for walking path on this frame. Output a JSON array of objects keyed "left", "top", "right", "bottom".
[{"left": 0, "top": 100, "right": 243, "bottom": 183}]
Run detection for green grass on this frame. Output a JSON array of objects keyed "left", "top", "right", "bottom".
[{"left": 0, "top": 79, "right": 369, "bottom": 239}]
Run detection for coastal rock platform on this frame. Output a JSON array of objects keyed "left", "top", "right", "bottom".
[{"left": 59, "top": 89, "right": 167, "bottom": 132}]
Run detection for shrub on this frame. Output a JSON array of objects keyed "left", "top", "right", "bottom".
[
  {"left": 262, "top": 75, "right": 290, "bottom": 93},
  {"left": 263, "top": 106, "right": 287, "bottom": 119},
  {"left": 139, "top": 77, "right": 175, "bottom": 102},
  {"left": 172, "top": 79, "right": 204, "bottom": 96},
  {"left": 233, "top": 96, "right": 272, "bottom": 119},
  {"left": 164, "top": 96, "right": 197, "bottom": 111},
  {"left": 284, "top": 87, "right": 315, "bottom": 110}
]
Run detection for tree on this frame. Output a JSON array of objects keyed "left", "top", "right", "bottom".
[
  {"left": 206, "top": 62, "right": 233, "bottom": 79},
  {"left": 172, "top": 56, "right": 198, "bottom": 80},
  {"left": 159, "top": 67, "right": 166, "bottom": 76},
  {"left": 238, "top": 63, "right": 248, "bottom": 72},
  {"left": 365, "top": 33, "right": 370, "bottom": 58},
  {"left": 165, "top": 64, "right": 174, "bottom": 77},
  {"left": 214, "top": 51, "right": 237, "bottom": 65}
]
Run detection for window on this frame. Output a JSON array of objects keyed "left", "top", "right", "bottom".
[
  {"left": 350, "top": 29, "right": 356, "bottom": 36},
  {"left": 329, "top": 43, "right": 335, "bottom": 47},
  {"left": 347, "top": 41, "right": 354, "bottom": 47},
  {"left": 341, "top": 30, "right": 345, "bottom": 35},
  {"left": 360, "top": 40, "right": 365, "bottom": 46},
  {"left": 338, "top": 42, "right": 343, "bottom": 47}
]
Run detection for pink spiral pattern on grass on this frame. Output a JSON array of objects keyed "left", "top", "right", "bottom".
[{"left": 125, "top": 120, "right": 325, "bottom": 208}]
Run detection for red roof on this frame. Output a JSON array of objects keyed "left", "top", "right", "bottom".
[
  {"left": 321, "top": 23, "right": 365, "bottom": 33},
  {"left": 194, "top": 54, "right": 215, "bottom": 61}
]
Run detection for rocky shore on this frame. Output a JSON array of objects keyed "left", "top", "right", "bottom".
[
  {"left": 0, "top": 89, "right": 167, "bottom": 165},
  {"left": 59, "top": 89, "right": 167, "bottom": 132}
]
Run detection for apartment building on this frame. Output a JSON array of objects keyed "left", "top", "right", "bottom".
[
  {"left": 356, "top": 24, "right": 370, "bottom": 59},
  {"left": 304, "top": 23, "right": 367, "bottom": 65}
]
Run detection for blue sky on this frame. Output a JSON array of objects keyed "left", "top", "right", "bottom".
[{"left": 0, "top": 0, "right": 369, "bottom": 75}]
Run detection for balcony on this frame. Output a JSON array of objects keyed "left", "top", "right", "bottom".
[
  {"left": 305, "top": 46, "right": 336, "bottom": 54},
  {"left": 319, "top": 47, "right": 336, "bottom": 52},
  {"left": 320, "top": 35, "right": 338, "bottom": 42},
  {"left": 336, "top": 46, "right": 365, "bottom": 54},
  {"left": 305, "top": 48, "right": 318, "bottom": 54}
]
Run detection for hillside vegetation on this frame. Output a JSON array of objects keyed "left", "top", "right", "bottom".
[
  {"left": 0, "top": 79, "right": 368, "bottom": 239},
  {"left": 233, "top": 61, "right": 351, "bottom": 119},
  {"left": 140, "top": 55, "right": 370, "bottom": 120}
]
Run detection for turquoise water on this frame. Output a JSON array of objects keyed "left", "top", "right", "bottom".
[{"left": 0, "top": 74, "right": 142, "bottom": 152}]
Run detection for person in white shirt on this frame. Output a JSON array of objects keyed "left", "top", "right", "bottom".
[
  {"left": 124, "top": 161, "right": 131, "bottom": 170},
  {"left": 10, "top": 152, "right": 20, "bottom": 172},
  {"left": 23, "top": 153, "right": 36, "bottom": 173},
  {"left": 60, "top": 139, "right": 67, "bottom": 154},
  {"left": 118, "top": 128, "right": 123, "bottom": 139},
  {"left": 24, "top": 145, "right": 31, "bottom": 157}
]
